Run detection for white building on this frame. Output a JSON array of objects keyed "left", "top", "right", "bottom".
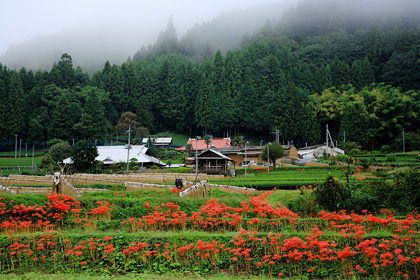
[
  {"left": 298, "top": 145, "right": 345, "bottom": 160},
  {"left": 63, "top": 145, "right": 165, "bottom": 167}
]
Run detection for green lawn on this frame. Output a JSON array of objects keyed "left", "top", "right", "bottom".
[{"left": 0, "top": 156, "right": 43, "bottom": 167}]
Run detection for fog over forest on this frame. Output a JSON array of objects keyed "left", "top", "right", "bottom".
[
  {"left": 0, "top": 0, "right": 296, "bottom": 73},
  {"left": 2, "top": 0, "right": 419, "bottom": 73}
]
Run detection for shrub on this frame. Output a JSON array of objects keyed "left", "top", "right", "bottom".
[
  {"left": 342, "top": 192, "right": 379, "bottom": 213},
  {"left": 359, "top": 158, "right": 370, "bottom": 169},
  {"left": 287, "top": 188, "right": 320, "bottom": 217},
  {"left": 367, "top": 180, "right": 406, "bottom": 211},
  {"left": 381, "top": 145, "right": 391, "bottom": 153},
  {"left": 395, "top": 167, "right": 420, "bottom": 209},
  {"left": 313, "top": 173, "right": 351, "bottom": 212},
  {"left": 385, "top": 154, "right": 396, "bottom": 163},
  {"left": 49, "top": 142, "right": 71, "bottom": 163}
]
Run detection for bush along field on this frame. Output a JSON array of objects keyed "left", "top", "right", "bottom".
[{"left": 0, "top": 170, "right": 420, "bottom": 280}]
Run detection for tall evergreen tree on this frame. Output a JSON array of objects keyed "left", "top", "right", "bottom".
[
  {"left": 275, "top": 83, "right": 301, "bottom": 141},
  {"left": 51, "top": 95, "right": 71, "bottom": 139},
  {"left": 155, "top": 16, "right": 178, "bottom": 55},
  {"left": 7, "top": 71, "right": 26, "bottom": 138},
  {"left": 195, "top": 73, "right": 214, "bottom": 135},
  {"left": 0, "top": 64, "right": 10, "bottom": 140},
  {"left": 56, "top": 53, "right": 76, "bottom": 88}
]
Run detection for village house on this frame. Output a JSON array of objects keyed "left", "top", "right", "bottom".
[
  {"left": 213, "top": 145, "right": 299, "bottom": 166},
  {"left": 63, "top": 145, "right": 165, "bottom": 168},
  {"left": 175, "top": 137, "right": 232, "bottom": 153}
]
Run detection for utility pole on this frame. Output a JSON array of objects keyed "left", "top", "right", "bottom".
[
  {"left": 19, "top": 139, "right": 22, "bottom": 157},
  {"left": 126, "top": 126, "right": 131, "bottom": 173},
  {"left": 403, "top": 128, "right": 405, "bottom": 153},
  {"left": 32, "top": 145, "right": 35, "bottom": 169},
  {"left": 271, "top": 126, "right": 280, "bottom": 143},
  {"left": 326, "top": 124, "right": 329, "bottom": 157},
  {"left": 245, "top": 141, "right": 248, "bottom": 178},
  {"left": 195, "top": 136, "right": 201, "bottom": 180},
  {"left": 343, "top": 131, "right": 346, "bottom": 143},
  {"left": 15, "top": 134, "right": 18, "bottom": 158},
  {"left": 267, "top": 143, "right": 270, "bottom": 172}
]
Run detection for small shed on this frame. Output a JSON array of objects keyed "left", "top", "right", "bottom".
[
  {"left": 142, "top": 138, "right": 172, "bottom": 149},
  {"left": 196, "top": 149, "right": 235, "bottom": 175}
]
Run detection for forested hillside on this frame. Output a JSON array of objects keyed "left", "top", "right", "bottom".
[{"left": 1, "top": 0, "right": 420, "bottom": 151}]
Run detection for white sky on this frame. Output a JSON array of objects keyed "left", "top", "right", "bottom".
[{"left": 0, "top": 0, "right": 279, "bottom": 56}]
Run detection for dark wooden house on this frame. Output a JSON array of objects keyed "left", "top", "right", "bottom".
[{"left": 196, "top": 149, "right": 235, "bottom": 175}]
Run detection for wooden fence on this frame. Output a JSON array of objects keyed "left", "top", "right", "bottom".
[{"left": 0, "top": 173, "right": 251, "bottom": 197}]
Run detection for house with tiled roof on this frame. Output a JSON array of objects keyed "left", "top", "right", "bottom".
[{"left": 175, "top": 137, "right": 232, "bottom": 152}]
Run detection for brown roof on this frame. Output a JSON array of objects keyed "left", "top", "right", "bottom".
[{"left": 176, "top": 138, "right": 232, "bottom": 151}]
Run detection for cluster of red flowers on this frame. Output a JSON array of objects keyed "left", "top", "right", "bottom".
[
  {"left": 120, "top": 191, "right": 299, "bottom": 233},
  {"left": 0, "top": 194, "right": 82, "bottom": 234},
  {"left": 170, "top": 187, "right": 184, "bottom": 194},
  {"left": 1, "top": 192, "right": 419, "bottom": 278},
  {"left": 2, "top": 220, "right": 419, "bottom": 278},
  {"left": 0, "top": 194, "right": 113, "bottom": 233}
]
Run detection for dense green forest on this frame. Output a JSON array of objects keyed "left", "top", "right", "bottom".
[{"left": 1, "top": 0, "right": 420, "bottom": 151}]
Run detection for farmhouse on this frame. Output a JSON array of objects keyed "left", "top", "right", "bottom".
[
  {"left": 195, "top": 149, "right": 235, "bottom": 175},
  {"left": 213, "top": 145, "right": 299, "bottom": 166},
  {"left": 213, "top": 146, "right": 262, "bottom": 165},
  {"left": 63, "top": 145, "right": 165, "bottom": 167}
]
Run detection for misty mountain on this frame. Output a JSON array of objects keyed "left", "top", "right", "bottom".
[
  {"left": 277, "top": 0, "right": 420, "bottom": 40},
  {"left": 0, "top": 1, "right": 295, "bottom": 73},
  {"left": 133, "top": 1, "right": 295, "bottom": 61},
  {"left": 0, "top": 23, "right": 160, "bottom": 74},
  {"left": 178, "top": 1, "right": 294, "bottom": 58}
]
